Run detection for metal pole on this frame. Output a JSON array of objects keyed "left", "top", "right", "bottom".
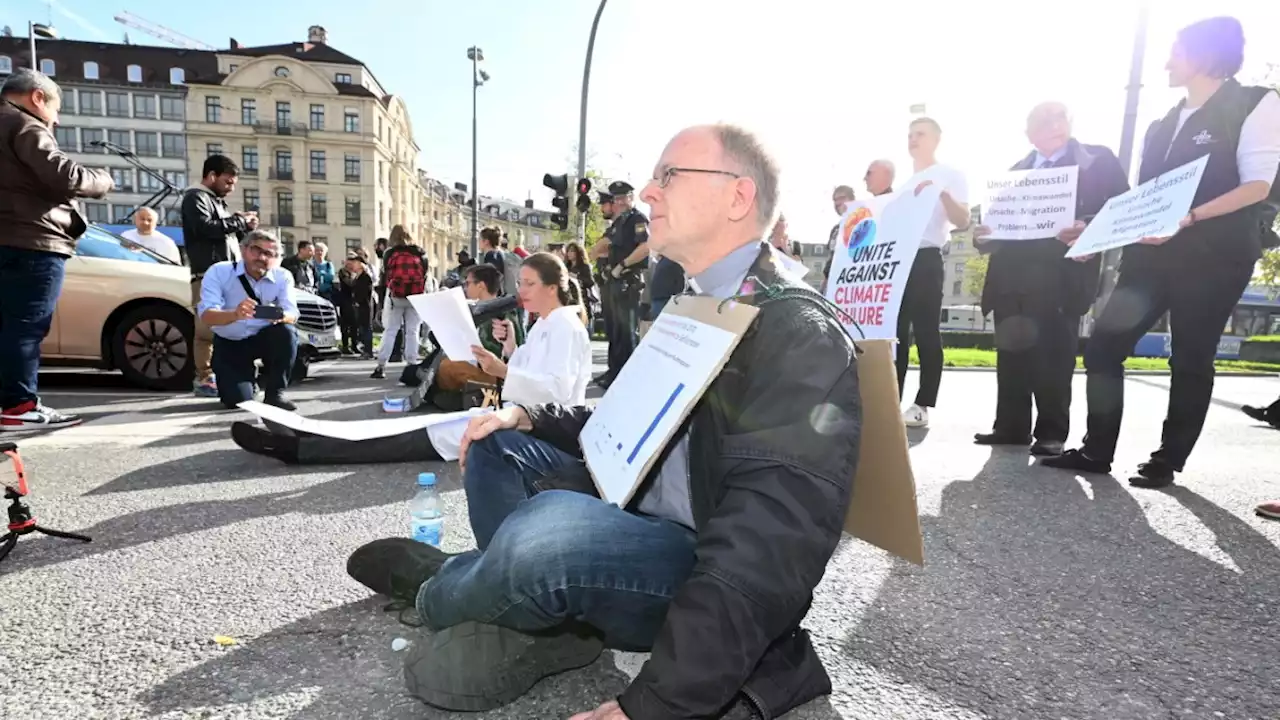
[
  {"left": 29, "top": 21, "right": 37, "bottom": 68},
  {"left": 577, "top": 0, "right": 609, "bottom": 183},
  {"left": 470, "top": 50, "right": 480, "bottom": 258},
  {"left": 1095, "top": 0, "right": 1150, "bottom": 315}
]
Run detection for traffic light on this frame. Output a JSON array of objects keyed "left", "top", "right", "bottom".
[
  {"left": 576, "top": 177, "right": 592, "bottom": 213},
  {"left": 544, "top": 173, "right": 569, "bottom": 229}
]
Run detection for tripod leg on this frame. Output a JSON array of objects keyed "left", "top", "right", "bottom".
[
  {"left": 0, "top": 533, "right": 15, "bottom": 562},
  {"left": 34, "top": 526, "right": 93, "bottom": 543}
]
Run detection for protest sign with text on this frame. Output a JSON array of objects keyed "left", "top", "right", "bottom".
[
  {"left": 823, "top": 185, "right": 941, "bottom": 340},
  {"left": 1065, "top": 155, "right": 1209, "bottom": 258},
  {"left": 982, "top": 166, "right": 1078, "bottom": 240}
]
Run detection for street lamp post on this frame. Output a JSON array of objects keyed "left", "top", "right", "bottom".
[
  {"left": 467, "top": 46, "right": 490, "bottom": 258},
  {"left": 577, "top": 0, "right": 609, "bottom": 184},
  {"left": 28, "top": 22, "right": 58, "bottom": 69},
  {"left": 1096, "top": 0, "right": 1151, "bottom": 314}
]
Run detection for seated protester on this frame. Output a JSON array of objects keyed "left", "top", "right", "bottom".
[
  {"left": 429, "top": 262, "right": 528, "bottom": 402},
  {"left": 345, "top": 125, "right": 860, "bottom": 719},
  {"left": 229, "top": 251, "right": 591, "bottom": 464},
  {"left": 197, "top": 230, "right": 299, "bottom": 411}
]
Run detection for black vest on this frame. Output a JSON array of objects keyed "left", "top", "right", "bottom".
[
  {"left": 607, "top": 209, "right": 640, "bottom": 264},
  {"left": 1124, "top": 79, "right": 1268, "bottom": 270}
]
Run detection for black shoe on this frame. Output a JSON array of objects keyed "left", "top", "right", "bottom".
[
  {"left": 1128, "top": 459, "right": 1176, "bottom": 489},
  {"left": 404, "top": 621, "right": 604, "bottom": 712},
  {"left": 593, "top": 371, "right": 614, "bottom": 389},
  {"left": 1040, "top": 448, "right": 1111, "bottom": 474},
  {"left": 974, "top": 432, "right": 1031, "bottom": 446},
  {"left": 231, "top": 421, "right": 299, "bottom": 463},
  {"left": 1242, "top": 405, "right": 1269, "bottom": 422},
  {"left": 1030, "top": 440, "right": 1065, "bottom": 457},
  {"left": 371, "top": 366, "right": 386, "bottom": 380},
  {"left": 264, "top": 394, "right": 297, "bottom": 412},
  {"left": 346, "top": 537, "right": 454, "bottom": 604}
]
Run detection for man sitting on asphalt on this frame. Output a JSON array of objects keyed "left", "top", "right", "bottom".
[
  {"left": 196, "top": 230, "right": 299, "bottom": 411},
  {"left": 346, "top": 124, "right": 862, "bottom": 720}
]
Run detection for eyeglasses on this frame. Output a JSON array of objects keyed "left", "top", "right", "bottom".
[
  {"left": 246, "top": 245, "right": 279, "bottom": 259},
  {"left": 653, "top": 166, "right": 741, "bottom": 189}
]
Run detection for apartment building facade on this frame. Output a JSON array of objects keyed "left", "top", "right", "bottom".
[
  {"left": 0, "top": 38, "right": 210, "bottom": 225},
  {"left": 181, "top": 27, "right": 418, "bottom": 257}
]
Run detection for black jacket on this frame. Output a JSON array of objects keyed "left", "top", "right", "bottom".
[
  {"left": 281, "top": 254, "right": 318, "bottom": 292},
  {"left": 180, "top": 185, "right": 249, "bottom": 276},
  {"left": 519, "top": 243, "right": 862, "bottom": 719},
  {"left": 978, "top": 139, "right": 1129, "bottom": 316}
]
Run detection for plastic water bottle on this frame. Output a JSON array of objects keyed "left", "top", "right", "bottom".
[{"left": 409, "top": 472, "right": 444, "bottom": 547}]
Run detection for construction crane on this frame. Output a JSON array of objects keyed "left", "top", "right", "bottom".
[{"left": 113, "top": 11, "right": 215, "bottom": 50}]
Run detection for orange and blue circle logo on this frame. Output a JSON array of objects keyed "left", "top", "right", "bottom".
[{"left": 841, "top": 206, "right": 876, "bottom": 256}]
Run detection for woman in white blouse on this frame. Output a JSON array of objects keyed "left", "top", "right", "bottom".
[{"left": 230, "top": 252, "right": 592, "bottom": 464}]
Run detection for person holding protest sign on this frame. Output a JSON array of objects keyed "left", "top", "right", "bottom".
[
  {"left": 897, "top": 118, "right": 971, "bottom": 428},
  {"left": 1047, "top": 16, "right": 1280, "bottom": 488},
  {"left": 971, "top": 102, "right": 1129, "bottom": 456}
]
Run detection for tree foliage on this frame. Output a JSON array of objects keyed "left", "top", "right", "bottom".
[{"left": 963, "top": 254, "right": 989, "bottom": 297}]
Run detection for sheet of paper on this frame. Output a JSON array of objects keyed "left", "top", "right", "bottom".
[
  {"left": 578, "top": 301, "right": 752, "bottom": 506},
  {"left": 981, "top": 165, "right": 1079, "bottom": 240},
  {"left": 407, "top": 288, "right": 482, "bottom": 363},
  {"left": 1066, "top": 155, "right": 1209, "bottom": 258},
  {"left": 238, "top": 401, "right": 486, "bottom": 441},
  {"left": 823, "top": 186, "right": 940, "bottom": 340},
  {"left": 775, "top": 248, "right": 811, "bottom": 282}
]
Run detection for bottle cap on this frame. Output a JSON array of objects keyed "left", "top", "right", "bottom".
[{"left": 417, "top": 472, "right": 436, "bottom": 487}]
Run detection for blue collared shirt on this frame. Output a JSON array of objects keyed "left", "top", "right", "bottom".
[
  {"left": 634, "top": 239, "right": 764, "bottom": 530},
  {"left": 197, "top": 260, "right": 299, "bottom": 341},
  {"left": 1034, "top": 145, "right": 1069, "bottom": 168}
]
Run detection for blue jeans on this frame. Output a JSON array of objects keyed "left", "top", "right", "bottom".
[
  {"left": 417, "top": 430, "right": 697, "bottom": 651},
  {"left": 0, "top": 247, "right": 67, "bottom": 409},
  {"left": 211, "top": 323, "right": 298, "bottom": 408}
]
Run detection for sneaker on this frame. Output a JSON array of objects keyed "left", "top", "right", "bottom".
[
  {"left": 263, "top": 394, "right": 297, "bottom": 412},
  {"left": 0, "top": 402, "right": 83, "bottom": 432},
  {"left": 346, "top": 537, "right": 455, "bottom": 604},
  {"left": 1256, "top": 500, "right": 1280, "bottom": 520},
  {"left": 902, "top": 404, "right": 929, "bottom": 428},
  {"left": 404, "top": 621, "right": 604, "bottom": 712},
  {"left": 370, "top": 366, "right": 386, "bottom": 380},
  {"left": 193, "top": 379, "right": 218, "bottom": 398}
]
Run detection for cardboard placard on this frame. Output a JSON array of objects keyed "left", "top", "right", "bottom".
[
  {"left": 844, "top": 339, "right": 925, "bottom": 565},
  {"left": 579, "top": 295, "right": 759, "bottom": 507}
]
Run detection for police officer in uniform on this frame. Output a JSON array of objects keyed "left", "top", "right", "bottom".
[
  {"left": 591, "top": 190, "right": 616, "bottom": 385},
  {"left": 1047, "top": 16, "right": 1280, "bottom": 488},
  {"left": 600, "top": 180, "right": 649, "bottom": 386}
]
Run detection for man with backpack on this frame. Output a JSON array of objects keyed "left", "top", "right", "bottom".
[{"left": 372, "top": 225, "right": 433, "bottom": 380}]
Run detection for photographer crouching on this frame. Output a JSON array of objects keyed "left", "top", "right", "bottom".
[{"left": 196, "top": 230, "right": 299, "bottom": 411}]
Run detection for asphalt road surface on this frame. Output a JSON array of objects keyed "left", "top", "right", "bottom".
[{"left": 2, "top": 349, "right": 1278, "bottom": 720}]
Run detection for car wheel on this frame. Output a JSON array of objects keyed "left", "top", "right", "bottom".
[
  {"left": 291, "top": 356, "right": 310, "bottom": 385},
  {"left": 112, "top": 304, "right": 194, "bottom": 391}
]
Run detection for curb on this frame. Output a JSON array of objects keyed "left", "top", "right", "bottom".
[{"left": 912, "top": 367, "right": 1278, "bottom": 377}]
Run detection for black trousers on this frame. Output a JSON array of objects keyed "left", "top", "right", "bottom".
[
  {"left": 895, "top": 248, "right": 944, "bottom": 407},
  {"left": 1081, "top": 258, "right": 1252, "bottom": 469},
  {"left": 211, "top": 323, "right": 297, "bottom": 409},
  {"left": 991, "top": 298, "right": 1079, "bottom": 442},
  {"left": 267, "top": 419, "right": 443, "bottom": 464},
  {"left": 606, "top": 280, "right": 639, "bottom": 375}
]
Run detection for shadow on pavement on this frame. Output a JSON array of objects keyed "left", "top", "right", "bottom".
[
  {"left": 141, "top": 600, "right": 634, "bottom": 720},
  {"left": 843, "top": 449, "right": 1280, "bottom": 719},
  {"left": 5, "top": 457, "right": 457, "bottom": 574}
]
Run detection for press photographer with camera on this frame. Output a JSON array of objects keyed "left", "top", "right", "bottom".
[{"left": 196, "top": 230, "right": 299, "bottom": 412}]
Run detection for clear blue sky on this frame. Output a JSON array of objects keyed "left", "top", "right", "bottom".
[{"left": 7, "top": 0, "right": 1280, "bottom": 245}]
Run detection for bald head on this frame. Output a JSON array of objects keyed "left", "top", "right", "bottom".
[
  {"left": 640, "top": 123, "right": 780, "bottom": 275},
  {"left": 865, "top": 159, "right": 895, "bottom": 196},
  {"left": 133, "top": 206, "right": 158, "bottom": 234},
  {"left": 1026, "top": 102, "right": 1072, "bottom": 157}
]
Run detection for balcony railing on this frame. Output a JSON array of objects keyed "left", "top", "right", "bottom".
[
  {"left": 252, "top": 122, "right": 310, "bottom": 137},
  {"left": 271, "top": 214, "right": 296, "bottom": 227},
  {"left": 269, "top": 168, "right": 294, "bottom": 181}
]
